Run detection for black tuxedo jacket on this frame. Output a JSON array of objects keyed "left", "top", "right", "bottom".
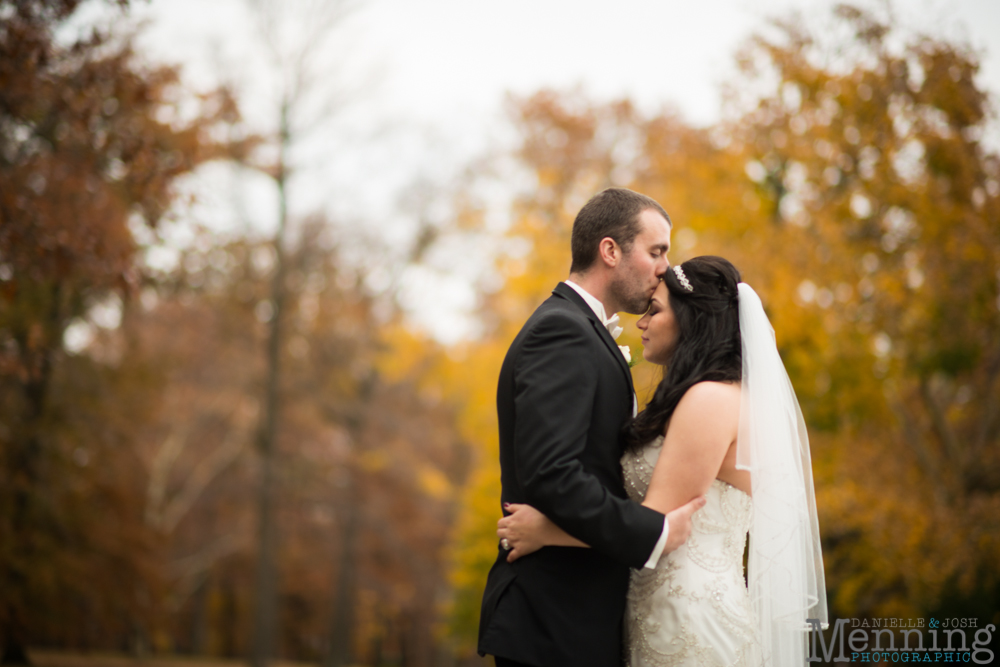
[{"left": 478, "top": 282, "right": 665, "bottom": 666}]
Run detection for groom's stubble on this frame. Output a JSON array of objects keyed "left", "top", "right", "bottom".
[
  {"left": 608, "top": 257, "right": 656, "bottom": 315},
  {"left": 608, "top": 210, "right": 672, "bottom": 315}
]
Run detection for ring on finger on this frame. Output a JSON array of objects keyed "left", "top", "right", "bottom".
[{"left": 501, "top": 538, "right": 511, "bottom": 551}]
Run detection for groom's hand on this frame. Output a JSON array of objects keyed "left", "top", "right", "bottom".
[{"left": 664, "top": 496, "right": 707, "bottom": 554}]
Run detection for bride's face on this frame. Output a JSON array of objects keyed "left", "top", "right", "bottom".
[{"left": 636, "top": 281, "right": 679, "bottom": 365}]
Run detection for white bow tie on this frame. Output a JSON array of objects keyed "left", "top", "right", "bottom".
[{"left": 604, "top": 313, "right": 623, "bottom": 340}]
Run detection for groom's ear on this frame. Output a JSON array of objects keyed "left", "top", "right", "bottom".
[{"left": 598, "top": 237, "right": 620, "bottom": 268}]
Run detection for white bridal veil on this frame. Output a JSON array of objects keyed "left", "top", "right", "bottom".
[{"left": 735, "top": 283, "right": 828, "bottom": 665}]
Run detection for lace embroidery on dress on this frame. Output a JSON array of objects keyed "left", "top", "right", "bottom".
[{"left": 622, "top": 437, "right": 763, "bottom": 667}]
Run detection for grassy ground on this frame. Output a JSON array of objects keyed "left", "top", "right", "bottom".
[
  {"left": 29, "top": 652, "right": 316, "bottom": 667},
  {"left": 28, "top": 650, "right": 496, "bottom": 667}
]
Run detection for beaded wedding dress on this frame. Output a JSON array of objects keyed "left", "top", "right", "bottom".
[{"left": 621, "top": 436, "right": 763, "bottom": 667}]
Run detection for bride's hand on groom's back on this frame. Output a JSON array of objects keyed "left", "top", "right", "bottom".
[
  {"left": 497, "top": 503, "right": 588, "bottom": 563},
  {"left": 496, "top": 496, "right": 705, "bottom": 563},
  {"left": 497, "top": 504, "right": 548, "bottom": 563},
  {"left": 664, "top": 496, "right": 707, "bottom": 554}
]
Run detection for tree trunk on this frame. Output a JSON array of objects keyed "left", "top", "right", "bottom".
[
  {"left": 250, "top": 99, "right": 291, "bottom": 667},
  {"left": 251, "top": 449, "right": 278, "bottom": 666},
  {"left": 325, "top": 373, "right": 377, "bottom": 667},
  {"left": 326, "top": 494, "right": 360, "bottom": 667},
  {"left": 221, "top": 574, "right": 238, "bottom": 657},
  {"left": 0, "top": 640, "right": 30, "bottom": 666},
  {"left": 2, "top": 285, "right": 63, "bottom": 666},
  {"left": 189, "top": 574, "right": 210, "bottom": 654}
]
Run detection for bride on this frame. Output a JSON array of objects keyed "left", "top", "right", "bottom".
[{"left": 497, "top": 256, "right": 828, "bottom": 666}]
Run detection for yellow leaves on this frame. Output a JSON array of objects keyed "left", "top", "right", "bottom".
[
  {"left": 443, "top": 459, "right": 502, "bottom": 654},
  {"left": 358, "top": 449, "right": 389, "bottom": 472},
  {"left": 375, "top": 322, "right": 435, "bottom": 383},
  {"left": 536, "top": 166, "right": 563, "bottom": 191},
  {"left": 417, "top": 464, "right": 453, "bottom": 502},
  {"left": 378, "top": 324, "right": 507, "bottom": 650}
]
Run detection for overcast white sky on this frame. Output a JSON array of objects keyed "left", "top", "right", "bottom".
[
  {"left": 106, "top": 0, "right": 1000, "bottom": 341},
  {"left": 130, "top": 0, "right": 1000, "bottom": 129},
  {"left": 356, "top": 0, "right": 1000, "bottom": 124}
]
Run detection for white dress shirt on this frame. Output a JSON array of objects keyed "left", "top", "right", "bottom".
[{"left": 563, "top": 280, "right": 670, "bottom": 569}]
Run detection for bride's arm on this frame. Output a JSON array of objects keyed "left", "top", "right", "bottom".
[
  {"left": 642, "top": 381, "right": 740, "bottom": 516},
  {"left": 496, "top": 503, "right": 588, "bottom": 562},
  {"left": 497, "top": 381, "right": 736, "bottom": 563}
]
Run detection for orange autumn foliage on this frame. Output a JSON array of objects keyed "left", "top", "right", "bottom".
[{"left": 444, "top": 5, "right": 1000, "bottom": 653}]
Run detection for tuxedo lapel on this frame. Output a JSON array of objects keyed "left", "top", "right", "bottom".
[{"left": 552, "top": 283, "right": 636, "bottom": 397}]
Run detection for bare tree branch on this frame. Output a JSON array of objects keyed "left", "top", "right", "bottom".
[
  {"left": 973, "top": 342, "right": 1000, "bottom": 461},
  {"left": 146, "top": 427, "right": 189, "bottom": 529},
  {"left": 145, "top": 397, "right": 255, "bottom": 533},
  {"left": 889, "top": 393, "right": 950, "bottom": 506},
  {"left": 160, "top": 421, "right": 250, "bottom": 534},
  {"left": 920, "top": 375, "right": 963, "bottom": 469}
]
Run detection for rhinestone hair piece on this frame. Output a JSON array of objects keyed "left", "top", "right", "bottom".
[{"left": 672, "top": 265, "right": 694, "bottom": 292}]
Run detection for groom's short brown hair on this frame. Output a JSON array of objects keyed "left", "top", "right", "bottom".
[
  {"left": 570, "top": 188, "right": 671, "bottom": 274},
  {"left": 569, "top": 188, "right": 673, "bottom": 273}
]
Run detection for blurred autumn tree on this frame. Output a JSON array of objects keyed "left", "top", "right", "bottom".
[
  {"left": 122, "top": 221, "right": 468, "bottom": 662},
  {"left": 730, "top": 3, "right": 1000, "bottom": 621},
  {"left": 2, "top": 0, "right": 470, "bottom": 663},
  {"left": 444, "top": 3, "right": 1000, "bottom": 653},
  {"left": 0, "top": 0, "right": 244, "bottom": 660},
  {"left": 224, "top": 2, "right": 362, "bottom": 662}
]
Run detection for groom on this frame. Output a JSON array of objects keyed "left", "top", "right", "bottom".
[{"left": 478, "top": 188, "right": 706, "bottom": 666}]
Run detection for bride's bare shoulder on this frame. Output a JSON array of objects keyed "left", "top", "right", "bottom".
[
  {"left": 677, "top": 380, "right": 740, "bottom": 408},
  {"left": 672, "top": 381, "right": 739, "bottom": 427},
  {"left": 662, "top": 382, "right": 741, "bottom": 459}
]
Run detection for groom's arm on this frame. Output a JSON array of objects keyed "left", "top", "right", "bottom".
[{"left": 511, "top": 311, "right": 664, "bottom": 569}]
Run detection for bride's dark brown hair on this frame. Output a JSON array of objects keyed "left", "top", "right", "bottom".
[{"left": 623, "top": 256, "right": 743, "bottom": 451}]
